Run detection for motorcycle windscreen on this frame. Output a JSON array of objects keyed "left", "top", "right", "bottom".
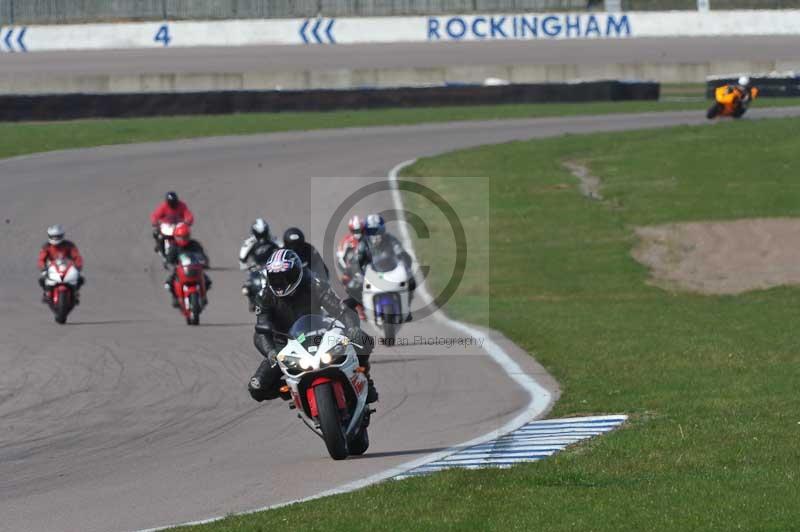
[
  {"left": 289, "top": 314, "right": 336, "bottom": 353},
  {"left": 372, "top": 253, "right": 400, "bottom": 273},
  {"left": 177, "top": 252, "right": 204, "bottom": 281}
]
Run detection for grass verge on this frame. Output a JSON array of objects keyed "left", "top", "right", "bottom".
[
  {"left": 4, "top": 97, "right": 800, "bottom": 161},
  {"left": 175, "top": 116, "right": 800, "bottom": 531}
]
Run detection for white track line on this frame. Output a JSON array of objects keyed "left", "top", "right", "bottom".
[
  {"left": 134, "top": 160, "right": 554, "bottom": 532},
  {"left": 397, "top": 415, "right": 627, "bottom": 478}
]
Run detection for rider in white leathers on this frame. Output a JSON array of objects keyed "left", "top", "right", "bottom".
[{"left": 351, "top": 214, "right": 416, "bottom": 320}]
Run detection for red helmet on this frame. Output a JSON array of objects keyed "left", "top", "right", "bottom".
[
  {"left": 348, "top": 215, "right": 364, "bottom": 238},
  {"left": 174, "top": 222, "right": 191, "bottom": 247}
]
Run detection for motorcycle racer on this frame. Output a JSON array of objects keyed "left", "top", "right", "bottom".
[
  {"left": 149, "top": 191, "right": 194, "bottom": 252},
  {"left": 735, "top": 76, "right": 756, "bottom": 104},
  {"left": 164, "top": 222, "right": 212, "bottom": 307},
  {"left": 282, "top": 227, "right": 329, "bottom": 280},
  {"left": 240, "top": 218, "right": 280, "bottom": 312},
  {"left": 708, "top": 76, "right": 759, "bottom": 119},
  {"left": 338, "top": 216, "right": 368, "bottom": 319},
  {"left": 239, "top": 218, "right": 279, "bottom": 270},
  {"left": 355, "top": 214, "right": 416, "bottom": 319},
  {"left": 248, "top": 248, "right": 378, "bottom": 404},
  {"left": 337, "top": 215, "right": 365, "bottom": 272},
  {"left": 38, "top": 224, "right": 84, "bottom": 303}
]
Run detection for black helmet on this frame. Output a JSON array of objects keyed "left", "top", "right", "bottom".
[
  {"left": 165, "top": 191, "right": 179, "bottom": 207},
  {"left": 264, "top": 249, "right": 303, "bottom": 297},
  {"left": 283, "top": 227, "right": 305, "bottom": 250},
  {"left": 251, "top": 218, "right": 270, "bottom": 240}
]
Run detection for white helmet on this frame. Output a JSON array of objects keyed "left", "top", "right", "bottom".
[
  {"left": 251, "top": 218, "right": 270, "bottom": 239},
  {"left": 738, "top": 76, "right": 750, "bottom": 86},
  {"left": 47, "top": 224, "right": 65, "bottom": 245}
]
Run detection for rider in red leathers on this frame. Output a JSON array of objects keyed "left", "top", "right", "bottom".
[
  {"left": 38, "top": 224, "right": 84, "bottom": 303},
  {"left": 337, "top": 215, "right": 364, "bottom": 272},
  {"left": 338, "top": 215, "right": 367, "bottom": 319},
  {"left": 164, "top": 223, "right": 212, "bottom": 307},
  {"left": 150, "top": 191, "right": 194, "bottom": 252}
]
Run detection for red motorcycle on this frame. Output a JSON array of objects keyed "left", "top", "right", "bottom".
[
  {"left": 43, "top": 258, "right": 80, "bottom": 324},
  {"left": 173, "top": 251, "right": 208, "bottom": 325}
]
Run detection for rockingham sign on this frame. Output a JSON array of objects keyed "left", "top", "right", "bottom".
[
  {"left": 426, "top": 14, "right": 631, "bottom": 40},
  {"left": 4, "top": 10, "right": 800, "bottom": 52}
]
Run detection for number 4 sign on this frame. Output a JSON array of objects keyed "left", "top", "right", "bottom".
[{"left": 154, "top": 24, "right": 172, "bottom": 47}]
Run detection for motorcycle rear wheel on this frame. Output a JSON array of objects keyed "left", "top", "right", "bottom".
[{"left": 315, "top": 383, "right": 349, "bottom": 460}]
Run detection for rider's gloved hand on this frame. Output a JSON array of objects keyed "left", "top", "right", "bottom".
[{"left": 346, "top": 326, "right": 365, "bottom": 345}]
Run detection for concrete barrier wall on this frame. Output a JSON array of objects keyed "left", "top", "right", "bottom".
[
  {"left": 3, "top": 0, "right": 799, "bottom": 26},
  {"left": 0, "top": 81, "right": 658, "bottom": 122},
  {"left": 3, "top": 10, "right": 800, "bottom": 53},
  {"left": 4, "top": 61, "right": 797, "bottom": 96}
]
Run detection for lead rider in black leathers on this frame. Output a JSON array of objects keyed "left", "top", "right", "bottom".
[{"left": 248, "top": 248, "right": 378, "bottom": 403}]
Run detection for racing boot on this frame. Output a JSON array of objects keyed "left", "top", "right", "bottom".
[
  {"left": 164, "top": 281, "right": 180, "bottom": 308},
  {"left": 203, "top": 275, "right": 212, "bottom": 306},
  {"left": 74, "top": 277, "right": 84, "bottom": 306},
  {"left": 38, "top": 276, "right": 48, "bottom": 303},
  {"left": 248, "top": 358, "right": 280, "bottom": 402},
  {"left": 360, "top": 361, "right": 378, "bottom": 404},
  {"left": 406, "top": 282, "right": 415, "bottom": 322}
]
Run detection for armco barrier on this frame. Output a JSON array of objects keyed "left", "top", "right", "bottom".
[
  {"left": 706, "top": 76, "right": 800, "bottom": 97},
  {"left": 0, "top": 80, "right": 659, "bottom": 122}
]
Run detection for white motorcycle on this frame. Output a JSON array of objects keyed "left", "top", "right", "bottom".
[
  {"left": 43, "top": 258, "right": 80, "bottom": 324},
  {"left": 276, "top": 314, "right": 372, "bottom": 460},
  {"left": 156, "top": 222, "right": 177, "bottom": 269},
  {"left": 361, "top": 249, "right": 411, "bottom": 344}
]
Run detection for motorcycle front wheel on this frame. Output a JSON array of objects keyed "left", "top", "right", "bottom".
[
  {"left": 315, "top": 383, "right": 349, "bottom": 460},
  {"left": 54, "top": 293, "right": 71, "bottom": 324},
  {"left": 382, "top": 321, "right": 398, "bottom": 346},
  {"left": 187, "top": 292, "right": 201, "bottom": 325},
  {"left": 706, "top": 103, "right": 721, "bottom": 119}
]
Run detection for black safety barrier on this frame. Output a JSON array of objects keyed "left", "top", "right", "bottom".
[
  {"left": 0, "top": 80, "right": 659, "bottom": 122},
  {"left": 706, "top": 76, "right": 800, "bottom": 98}
]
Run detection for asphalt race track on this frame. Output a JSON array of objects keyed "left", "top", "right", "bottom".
[
  {"left": 1, "top": 37, "right": 800, "bottom": 77},
  {"left": 2, "top": 108, "right": 799, "bottom": 532}
]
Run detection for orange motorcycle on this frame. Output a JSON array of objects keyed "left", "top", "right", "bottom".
[{"left": 707, "top": 83, "right": 759, "bottom": 120}]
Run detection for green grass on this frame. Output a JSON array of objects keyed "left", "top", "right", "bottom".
[
  {"left": 4, "top": 97, "right": 800, "bottom": 160},
  {"left": 173, "top": 116, "right": 800, "bottom": 531}
]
